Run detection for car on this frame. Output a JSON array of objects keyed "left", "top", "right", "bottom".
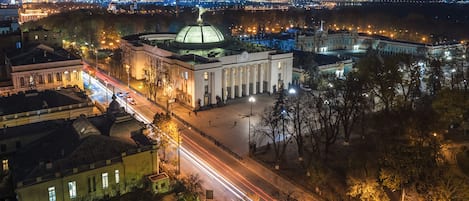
[
  {"left": 117, "top": 92, "right": 128, "bottom": 97},
  {"left": 127, "top": 96, "right": 136, "bottom": 105},
  {"left": 300, "top": 84, "right": 312, "bottom": 92}
]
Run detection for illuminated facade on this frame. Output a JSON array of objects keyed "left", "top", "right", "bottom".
[
  {"left": 0, "top": 44, "right": 84, "bottom": 96},
  {"left": 121, "top": 23, "right": 293, "bottom": 109},
  {"left": 296, "top": 30, "right": 464, "bottom": 58}
]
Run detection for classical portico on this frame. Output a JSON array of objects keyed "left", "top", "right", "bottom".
[{"left": 120, "top": 11, "right": 292, "bottom": 109}]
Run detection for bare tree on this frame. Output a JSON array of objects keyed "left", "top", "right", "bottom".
[{"left": 312, "top": 90, "right": 341, "bottom": 161}]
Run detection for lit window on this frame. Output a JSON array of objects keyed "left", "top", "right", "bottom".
[
  {"left": 48, "top": 74, "right": 53, "bottom": 83},
  {"left": 2, "top": 159, "right": 8, "bottom": 171},
  {"left": 68, "top": 181, "right": 77, "bottom": 199},
  {"left": 20, "top": 77, "right": 25, "bottom": 87},
  {"left": 203, "top": 72, "right": 208, "bottom": 80},
  {"left": 48, "top": 187, "right": 56, "bottom": 201},
  {"left": 102, "top": 173, "right": 108, "bottom": 189},
  {"left": 115, "top": 170, "right": 120, "bottom": 184}
]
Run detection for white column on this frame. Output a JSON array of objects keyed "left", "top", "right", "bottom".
[
  {"left": 238, "top": 66, "right": 242, "bottom": 97},
  {"left": 259, "top": 64, "right": 264, "bottom": 93},
  {"left": 231, "top": 68, "right": 235, "bottom": 98},
  {"left": 246, "top": 65, "right": 250, "bottom": 96},
  {"left": 252, "top": 65, "right": 257, "bottom": 95}
]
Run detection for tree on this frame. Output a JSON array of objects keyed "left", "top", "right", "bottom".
[
  {"left": 428, "top": 171, "right": 469, "bottom": 201},
  {"left": 180, "top": 174, "right": 204, "bottom": 201},
  {"left": 395, "top": 55, "right": 421, "bottom": 109},
  {"left": 426, "top": 59, "right": 444, "bottom": 95},
  {"left": 311, "top": 90, "right": 341, "bottom": 161},
  {"left": 153, "top": 112, "right": 179, "bottom": 161},
  {"left": 432, "top": 88, "right": 469, "bottom": 128},
  {"left": 347, "top": 170, "right": 390, "bottom": 201},
  {"left": 356, "top": 53, "right": 402, "bottom": 112},
  {"left": 286, "top": 90, "right": 309, "bottom": 162},
  {"left": 253, "top": 92, "right": 293, "bottom": 168},
  {"left": 334, "top": 71, "right": 367, "bottom": 144}
]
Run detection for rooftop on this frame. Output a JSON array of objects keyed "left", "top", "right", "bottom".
[
  {"left": 123, "top": 33, "right": 274, "bottom": 63},
  {"left": 0, "top": 87, "right": 89, "bottom": 116},
  {"left": 8, "top": 44, "right": 79, "bottom": 66},
  {"left": 10, "top": 113, "right": 148, "bottom": 185}
]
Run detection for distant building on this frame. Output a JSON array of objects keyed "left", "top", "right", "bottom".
[
  {"left": 18, "top": 8, "right": 49, "bottom": 24},
  {"left": 22, "top": 26, "right": 63, "bottom": 47},
  {"left": 296, "top": 29, "right": 464, "bottom": 58},
  {"left": 0, "top": 44, "right": 84, "bottom": 96},
  {"left": 1, "top": 97, "right": 166, "bottom": 201},
  {"left": 121, "top": 15, "right": 292, "bottom": 109},
  {"left": 0, "top": 86, "right": 94, "bottom": 128}
]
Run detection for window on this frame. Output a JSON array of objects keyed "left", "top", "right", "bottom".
[
  {"left": 65, "top": 71, "right": 71, "bottom": 81},
  {"left": 88, "top": 177, "right": 96, "bottom": 192},
  {"left": 0, "top": 144, "right": 6, "bottom": 152},
  {"left": 68, "top": 181, "right": 77, "bottom": 199},
  {"left": 20, "top": 77, "right": 25, "bottom": 87},
  {"left": 102, "top": 173, "right": 109, "bottom": 189},
  {"left": 203, "top": 72, "right": 208, "bottom": 80},
  {"left": 56, "top": 73, "right": 62, "bottom": 81},
  {"left": 15, "top": 141, "right": 21, "bottom": 149},
  {"left": 38, "top": 75, "right": 44, "bottom": 84},
  {"left": 48, "top": 187, "right": 56, "bottom": 201},
  {"left": 34, "top": 35, "right": 38, "bottom": 40},
  {"left": 48, "top": 74, "right": 53, "bottom": 83},
  {"left": 115, "top": 170, "right": 120, "bottom": 184},
  {"left": 2, "top": 159, "right": 8, "bottom": 171}
]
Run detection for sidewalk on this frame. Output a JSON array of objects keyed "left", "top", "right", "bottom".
[{"left": 97, "top": 69, "right": 321, "bottom": 200}]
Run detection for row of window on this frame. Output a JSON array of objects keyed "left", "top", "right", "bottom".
[
  {"left": 47, "top": 170, "right": 119, "bottom": 201},
  {"left": 19, "top": 71, "right": 79, "bottom": 87}
]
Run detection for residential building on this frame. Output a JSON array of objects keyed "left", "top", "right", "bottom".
[
  {"left": 2, "top": 97, "right": 166, "bottom": 201},
  {"left": 0, "top": 44, "right": 84, "bottom": 96},
  {"left": 0, "top": 87, "right": 94, "bottom": 128}
]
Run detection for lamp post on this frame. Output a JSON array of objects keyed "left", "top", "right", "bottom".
[
  {"left": 248, "top": 96, "right": 255, "bottom": 154},
  {"left": 177, "top": 129, "right": 181, "bottom": 175},
  {"left": 104, "top": 80, "right": 109, "bottom": 105},
  {"left": 288, "top": 88, "right": 302, "bottom": 161},
  {"left": 125, "top": 64, "right": 130, "bottom": 89},
  {"left": 95, "top": 49, "right": 98, "bottom": 72}
]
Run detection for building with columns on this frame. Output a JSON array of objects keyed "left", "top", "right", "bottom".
[
  {"left": 121, "top": 21, "right": 292, "bottom": 109},
  {"left": 0, "top": 44, "right": 84, "bottom": 96}
]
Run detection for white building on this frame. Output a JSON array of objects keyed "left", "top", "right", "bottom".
[
  {"left": 0, "top": 44, "right": 84, "bottom": 96},
  {"left": 121, "top": 20, "right": 292, "bottom": 109},
  {"left": 296, "top": 30, "right": 464, "bottom": 58}
]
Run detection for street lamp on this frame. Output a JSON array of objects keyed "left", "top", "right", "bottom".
[
  {"left": 177, "top": 128, "right": 181, "bottom": 175},
  {"left": 104, "top": 80, "right": 109, "bottom": 105},
  {"left": 248, "top": 96, "right": 255, "bottom": 155},
  {"left": 125, "top": 64, "right": 130, "bottom": 89}
]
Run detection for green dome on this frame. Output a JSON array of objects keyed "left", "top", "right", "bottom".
[{"left": 175, "top": 24, "right": 225, "bottom": 44}]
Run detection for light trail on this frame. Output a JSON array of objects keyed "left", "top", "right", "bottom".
[{"left": 83, "top": 72, "right": 253, "bottom": 201}]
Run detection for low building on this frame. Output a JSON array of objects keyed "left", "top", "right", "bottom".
[
  {"left": 121, "top": 15, "right": 293, "bottom": 109},
  {"left": 2, "top": 96, "right": 162, "bottom": 201},
  {"left": 0, "top": 86, "right": 94, "bottom": 128},
  {"left": 295, "top": 29, "right": 464, "bottom": 58},
  {"left": 0, "top": 44, "right": 84, "bottom": 96}
]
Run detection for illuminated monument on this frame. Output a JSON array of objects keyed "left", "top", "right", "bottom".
[{"left": 121, "top": 7, "right": 292, "bottom": 109}]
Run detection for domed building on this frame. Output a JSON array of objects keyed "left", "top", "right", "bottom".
[{"left": 120, "top": 9, "right": 292, "bottom": 109}]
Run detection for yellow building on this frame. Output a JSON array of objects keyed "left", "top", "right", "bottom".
[
  {"left": 7, "top": 99, "right": 165, "bottom": 201},
  {"left": 0, "top": 87, "right": 94, "bottom": 129}
]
